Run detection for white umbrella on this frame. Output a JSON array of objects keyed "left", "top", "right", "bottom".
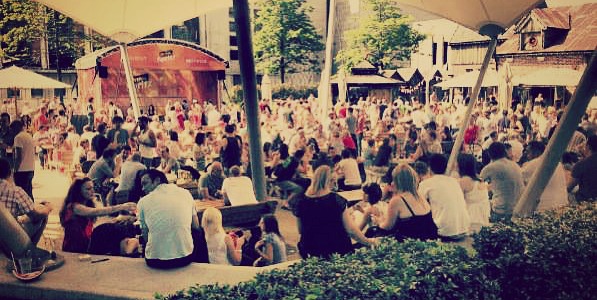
[
  {"left": 0, "top": 66, "right": 70, "bottom": 89},
  {"left": 0, "top": 66, "right": 70, "bottom": 116},
  {"left": 498, "top": 61, "right": 513, "bottom": 111},
  {"left": 261, "top": 73, "right": 272, "bottom": 101},
  {"left": 337, "top": 70, "right": 348, "bottom": 103}
]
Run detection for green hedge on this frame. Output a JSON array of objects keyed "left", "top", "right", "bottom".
[
  {"left": 158, "top": 204, "right": 596, "bottom": 300},
  {"left": 473, "top": 203, "right": 597, "bottom": 300},
  {"left": 229, "top": 84, "right": 318, "bottom": 104}
]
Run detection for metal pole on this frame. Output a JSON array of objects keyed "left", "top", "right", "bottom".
[
  {"left": 445, "top": 37, "right": 498, "bottom": 175},
  {"left": 514, "top": 49, "right": 597, "bottom": 217},
  {"left": 233, "top": 0, "right": 267, "bottom": 201},
  {"left": 119, "top": 44, "right": 141, "bottom": 119},
  {"left": 53, "top": 10, "right": 63, "bottom": 104}
]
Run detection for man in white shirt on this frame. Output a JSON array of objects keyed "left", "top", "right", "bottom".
[
  {"left": 222, "top": 166, "right": 258, "bottom": 206},
  {"left": 335, "top": 149, "right": 362, "bottom": 191},
  {"left": 138, "top": 169, "right": 207, "bottom": 268},
  {"left": 418, "top": 154, "right": 470, "bottom": 241},
  {"left": 11, "top": 121, "right": 36, "bottom": 201},
  {"left": 521, "top": 141, "right": 568, "bottom": 212}
]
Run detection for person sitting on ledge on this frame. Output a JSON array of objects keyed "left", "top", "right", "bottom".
[
  {"left": 138, "top": 169, "right": 208, "bottom": 269},
  {"left": 0, "top": 157, "right": 52, "bottom": 253}
]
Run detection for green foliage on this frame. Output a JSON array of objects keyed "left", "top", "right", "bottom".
[
  {"left": 474, "top": 203, "right": 597, "bottom": 300},
  {"left": 253, "top": 0, "right": 324, "bottom": 83},
  {"left": 158, "top": 239, "right": 498, "bottom": 300},
  {"left": 229, "top": 84, "right": 317, "bottom": 103},
  {"left": 271, "top": 84, "right": 318, "bottom": 100},
  {"left": 336, "top": 0, "right": 425, "bottom": 72},
  {"left": 0, "top": 0, "right": 113, "bottom": 68}
]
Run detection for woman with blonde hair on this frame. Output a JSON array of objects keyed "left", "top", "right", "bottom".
[
  {"left": 374, "top": 163, "right": 438, "bottom": 241},
  {"left": 294, "top": 165, "right": 374, "bottom": 258},
  {"left": 201, "top": 207, "right": 242, "bottom": 265}
]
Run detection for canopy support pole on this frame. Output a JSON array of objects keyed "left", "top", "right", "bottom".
[
  {"left": 119, "top": 44, "right": 141, "bottom": 120},
  {"left": 514, "top": 49, "right": 597, "bottom": 217},
  {"left": 446, "top": 37, "right": 498, "bottom": 175},
  {"left": 318, "top": 0, "right": 336, "bottom": 124},
  {"left": 233, "top": 0, "right": 266, "bottom": 201}
]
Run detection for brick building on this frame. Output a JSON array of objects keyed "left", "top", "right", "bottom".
[{"left": 495, "top": 3, "right": 597, "bottom": 107}]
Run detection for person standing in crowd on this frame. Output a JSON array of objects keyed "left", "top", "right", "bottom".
[
  {"left": 294, "top": 165, "right": 374, "bottom": 259},
  {"left": 138, "top": 169, "right": 207, "bottom": 268},
  {"left": 568, "top": 135, "right": 597, "bottom": 203},
  {"left": 480, "top": 142, "right": 524, "bottom": 222},
  {"left": 0, "top": 158, "right": 52, "bottom": 251},
  {"left": 418, "top": 154, "right": 470, "bottom": 241},
  {"left": 107, "top": 116, "right": 129, "bottom": 148},
  {"left": 87, "top": 98, "right": 95, "bottom": 131},
  {"left": 91, "top": 122, "right": 110, "bottom": 159},
  {"left": 11, "top": 120, "right": 36, "bottom": 201},
  {"left": 135, "top": 116, "right": 157, "bottom": 169},
  {"left": 220, "top": 124, "right": 242, "bottom": 174}
]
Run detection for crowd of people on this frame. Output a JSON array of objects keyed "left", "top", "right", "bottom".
[{"left": 0, "top": 92, "right": 596, "bottom": 269}]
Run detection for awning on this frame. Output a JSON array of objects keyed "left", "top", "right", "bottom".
[
  {"left": 331, "top": 74, "right": 403, "bottom": 85},
  {"left": 513, "top": 67, "right": 584, "bottom": 86},
  {"left": 434, "top": 70, "right": 498, "bottom": 88},
  {"left": 34, "top": 0, "right": 234, "bottom": 43},
  {"left": 0, "top": 66, "right": 70, "bottom": 89}
]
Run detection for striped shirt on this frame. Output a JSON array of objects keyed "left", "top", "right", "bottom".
[{"left": 0, "top": 179, "right": 34, "bottom": 218}]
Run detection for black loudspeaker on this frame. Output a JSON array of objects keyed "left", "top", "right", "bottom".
[
  {"left": 98, "top": 66, "right": 108, "bottom": 78},
  {"left": 217, "top": 70, "right": 226, "bottom": 80}
]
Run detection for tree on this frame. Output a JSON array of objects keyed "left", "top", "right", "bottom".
[
  {"left": 253, "top": 0, "right": 324, "bottom": 84},
  {"left": 0, "top": 0, "right": 112, "bottom": 68},
  {"left": 336, "top": 0, "right": 425, "bottom": 72}
]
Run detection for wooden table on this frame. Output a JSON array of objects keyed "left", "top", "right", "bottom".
[
  {"left": 337, "top": 189, "right": 364, "bottom": 206},
  {"left": 194, "top": 199, "right": 225, "bottom": 212}
]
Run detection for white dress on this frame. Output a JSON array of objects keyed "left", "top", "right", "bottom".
[
  {"left": 205, "top": 231, "right": 231, "bottom": 265},
  {"left": 464, "top": 181, "right": 491, "bottom": 233}
]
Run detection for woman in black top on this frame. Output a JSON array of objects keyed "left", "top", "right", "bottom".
[
  {"left": 295, "top": 165, "right": 374, "bottom": 259},
  {"left": 373, "top": 138, "right": 392, "bottom": 167},
  {"left": 220, "top": 124, "right": 241, "bottom": 170},
  {"left": 374, "top": 163, "right": 438, "bottom": 241}
]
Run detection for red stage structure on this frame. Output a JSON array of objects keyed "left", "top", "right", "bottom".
[{"left": 75, "top": 38, "right": 228, "bottom": 115}]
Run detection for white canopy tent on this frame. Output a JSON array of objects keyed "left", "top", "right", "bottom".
[
  {"left": 0, "top": 66, "right": 70, "bottom": 116},
  {"left": 0, "top": 66, "right": 70, "bottom": 89},
  {"left": 514, "top": 67, "right": 584, "bottom": 86},
  {"left": 435, "top": 70, "right": 499, "bottom": 88}
]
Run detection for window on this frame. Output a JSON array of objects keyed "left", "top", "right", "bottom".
[
  {"left": 230, "top": 50, "right": 239, "bottom": 60},
  {"left": 229, "top": 36, "right": 238, "bottom": 47},
  {"left": 443, "top": 42, "right": 448, "bottom": 65},
  {"left": 54, "top": 88, "right": 66, "bottom": 97},
  {"left": 31, "top": 89, "right": 44, "bottom": 98},
  {"left": 7, "top": 89, "right": 20, "bottom": 99},
  {"left": 233, "top": 75, "right": 242, "bottom": 86},
  {"left": 145, "top": 30, "right": 164, "bottom": 39},
  {"left": 432, "top": 42, "right": 438, "bottom": 65},
  {"left": 229, "top": 7, "right": 235, "bottom": 18},
  {"left": 229, "top": 21, "right": 236, "bottom": 32}
]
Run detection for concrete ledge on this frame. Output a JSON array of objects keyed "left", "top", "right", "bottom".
[{"left": 1, "top": 252, "right": 298, "bottom": 300}]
